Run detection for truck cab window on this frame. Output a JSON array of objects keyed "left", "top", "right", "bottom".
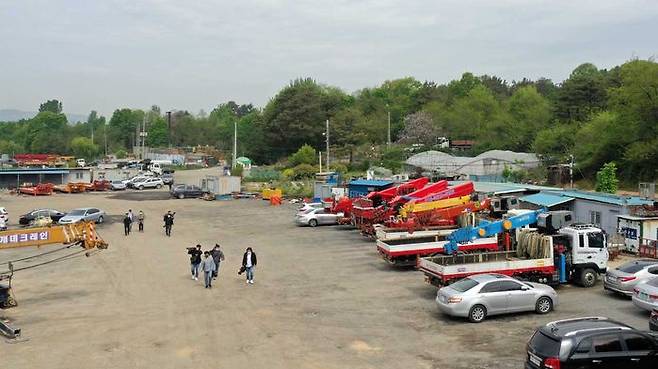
[{"left": 587, "top": 232, "right": 605, "bottom": 249}]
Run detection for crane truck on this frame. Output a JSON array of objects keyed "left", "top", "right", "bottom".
[
  {"left": 0, "top": 221, "right": 108, "bottom": 309},
  {"left": 418, "top": 209, "right": 608, "bottom": 288}
]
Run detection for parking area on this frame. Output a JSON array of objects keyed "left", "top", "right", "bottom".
[{"left": 0, "top": 185, "right": 652, "bottom": 369}]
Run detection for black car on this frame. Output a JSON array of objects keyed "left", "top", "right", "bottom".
[
  {"left": 526, "top": 316, "right": 658, "bottom": 369},
  {"left": 19, "top": 209, "right": 66, "bottom": 225},
  {"left": 170, "top": 184, "right": 204, "bottom": 199}
]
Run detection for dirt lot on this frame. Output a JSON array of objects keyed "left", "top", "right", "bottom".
[{"left": 0, "top": 171, "right": 652, "bottom": 369}]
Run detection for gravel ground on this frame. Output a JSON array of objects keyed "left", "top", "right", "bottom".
[{"left": 0, "top": 172, "right": 651, "bottom": 368}]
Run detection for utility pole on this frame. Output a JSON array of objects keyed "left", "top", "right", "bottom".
[
  {"left": 104, "top": 122, "right": 107, "bottom": 157},
  {"left": 319, "top": 152, "right": 322, "bottom": 173},
  {"left": 325, "top": 119, "right": 330, "bottom": 170},
  {"left": 166, "top": 111, "right": 172, "bottom": 148},
  {"left": 232, "top": 121, "right": 237, "bottom": 168},
  {"left": 569, "top": 154, "right": 574, "bottom": 189},
  {"left": 386, "top": 104, "right": 391, "bottom": 146},
  {"left": 90, "top": 121, "right": 94, "bottom": 144}
]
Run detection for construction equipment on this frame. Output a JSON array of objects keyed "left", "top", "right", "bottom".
[
  {"left": 388, "top": 198, "right": 492, "bottom": 231},
  {"left": 419, "top": 210, "right": 609, "bottom": 287},
  {"left": 18, "top": 183, "right": 54, "bottom": 196},
  {"left": 0, "top": 222, "right": 108, "bottom": 309},
  {"left": 399, "top": 195, "right": 471, "bottom": 218}
]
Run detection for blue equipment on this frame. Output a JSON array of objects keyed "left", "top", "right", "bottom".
[{"left": 444, "top": 208, "right": 548, "bottom": 254}]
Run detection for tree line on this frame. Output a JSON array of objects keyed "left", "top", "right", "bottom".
[{"left": 0, "top": 59, "right": 656, "bottom": 182}]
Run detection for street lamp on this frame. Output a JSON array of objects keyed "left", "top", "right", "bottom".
[{"left": 386, "top": 104, "right": 391, "bottom": 145}]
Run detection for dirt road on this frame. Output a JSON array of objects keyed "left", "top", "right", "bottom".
[{"left": 0, "top": 176, "right": 650, "bottom": 369}]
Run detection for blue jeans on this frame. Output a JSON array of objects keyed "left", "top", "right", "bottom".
[
  {"left": 204, "top": 271, "right": 212, "bottom": 287},
  {"left": 246, "top": 266, "right": 254, "bottom": 281},
  {"left": 191, "top": 263, "right": 200, "bottom": 278}
]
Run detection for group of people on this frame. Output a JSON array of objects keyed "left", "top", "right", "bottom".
[
  {"left": 121, "top": 210, "right": 175, "bottom": 237},
  {"left": 122, "top": 209, "right": 145, "bottom": 236},
  {"left": 187, "top": 245, "right": 257, "bottom": 288}
]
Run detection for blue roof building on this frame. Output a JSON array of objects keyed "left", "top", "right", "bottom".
[{"left": 347, "top": 179, "right": 394, "bottom": 198}]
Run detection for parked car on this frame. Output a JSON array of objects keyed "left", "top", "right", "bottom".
[
  {"left": 110, "top": 180, "right": 127, "bottom": 191},
  {"left": 161, "top": 173, "right": 174, "bottom": 185},
  {"left": 170, "top": 184, "right": 204, "bottom": 199},
  {"left": 134, "top": 177, "right": 164, "bottom": 190},
  {"left": 605, "top": 259, "right": 658, "bottom": 296},
  {"left": 0, "top": 207, "right": 8, "bottom": 224},
  {"left": 295, "top": 208, "right": 343, "bottom": 227},
  {"left": 297, "top": 202, "right": 324, "bottom": 213},
  {"left": 633, "top": 277, "right": 658, "bottom": 311},
  {"left": 19, "top": 209, "right": 66, "bottom": 225},
  {"left": 436, "top": 273, "right": 558, "bottom": 323},
  {"left": 58, "top": 207, "right": 106, "bottom": 224},
  {"left": 525, "top": 316, "right": 658, "bottom": 369}
]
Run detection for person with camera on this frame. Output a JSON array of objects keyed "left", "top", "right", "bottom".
[
  {"left": 210, "top": 244, "right": 225, "bottom": 280},
  {"left": 163, "top": 211, "right": 175, "bottom": 236},
  {"left": 241, "top": 247, "right": 257, "bottom": 284},
  {"left": 187, "top": 244, "right": 202, "bottom": 281},
  {"left": 201, "top": 251, "right": 216, "bottom": 288}
]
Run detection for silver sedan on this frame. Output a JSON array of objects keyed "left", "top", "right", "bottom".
[
  {"left": 436, "top": 273, "right": 558, "bottom": 323},
  {"left": 604, "top": 259, "right": 658, "bottom": 296},
  {"left": 295, "top": 208, "right": 343, "bottom": 227},
  {"left": 632, "top": 277, "right": 658, "bottom": 311}
]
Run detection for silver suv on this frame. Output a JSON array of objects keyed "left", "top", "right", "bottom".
[{"left": 436, "top": 273, "right": 558, "bottom": 323}]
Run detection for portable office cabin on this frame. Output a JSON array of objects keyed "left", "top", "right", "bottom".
[
  {"left": 347, "top": 179, "right": 393, "bottom": 198},
  {"left": 618, "top": 215, "right": 658, "bottom": 253}
]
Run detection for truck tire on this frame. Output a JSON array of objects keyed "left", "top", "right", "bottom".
[
  {"left": 468, "top": 305, "right": 487, "bottom": 323},
  {"left": 535, "top": 297, "right": 553, "bottom": 314},
  {"left": 579, "top": 268, "right": 597, "bottom": 288},
  {"left": 309, "top": 219, "right": 318, "bottom": 227}
]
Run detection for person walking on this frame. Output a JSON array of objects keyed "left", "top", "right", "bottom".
[
  {"left": 122, "top": 213, "right": 131, "bottom": 236},
  {"left": 202, "top": 251, "right": 216, "bottom": 288},
  {"left": 137, "top": 210, "right": 145, "bottom": 232},
  {"left": 188, "top": 244, "right": 202, "bottom": 280},
  {"left": 128, "top": 209, "right": 134, "bottom": 232},
  {"left": 210, "top": 244, "right": 225, "bottom": 279},
  {"left": 242, "top": 247, "right": 257, "bottom": 284},
  {"left": 163, "top": 211, "right": 175, "bottom": 236}
]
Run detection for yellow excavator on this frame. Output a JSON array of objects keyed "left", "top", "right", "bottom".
[{"left": 1, "top": 221, "right": 108, "bottom": 309}]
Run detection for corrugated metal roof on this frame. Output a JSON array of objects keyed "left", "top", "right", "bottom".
[
  {"left": 0, "top": 169, "right": 69, "bottom": 175},
  {"left": 349, "top": 179, "right": 393, "bottom": 187},
  {"left": 520, "top": 193, "right": 575, "bottom": 207},
  {"left": 449, "top": 181, "right": 562, "bottom": 195},
  {"left": 547, "top": 190, "right": 654, "bottom": 206},
  {"left": 618, "top": 215, "right": 658, "bottom": 221}
]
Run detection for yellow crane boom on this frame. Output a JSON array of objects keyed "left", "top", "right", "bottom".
[{"left": 0, "top": 222, "right": 108, "bottom": 251}]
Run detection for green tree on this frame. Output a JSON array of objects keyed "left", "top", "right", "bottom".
[
  {"left": 147, "top": 118, "right": 169, "bottom": 147},
  {"left": 109, "top": 108, "right": 143, "bottom": 150},
  {"left": 555, "top": 63, "right": 608, "bottom": 122},
  {"left": 289, "top": 144, "right": 317, "bottom": 166},
  {"left": 507, "top": 86, "right": 551, "bottom": 151},
  {"left": 595, "top": 162, "right": 619, "bottom": 193},
  {"left": 70, "top": 136, "right": 99, "bottom": 160},
  {"left": 533, "top": 124, "right": 575, "bottom": 164},
  {"left": 39, "top": 99, "right": 63, "bottom": 114},
  {"left": 573, "top": 112, "right": 623, "bottom": 173},
  {"left": 22, "top": 112, "right": 69, "bottom": 153},
  {"left": 0, "top": 140, "right": 23, "bottom": 155}
]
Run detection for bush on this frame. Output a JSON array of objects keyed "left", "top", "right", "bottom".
[
  {"left": 232, "top": 165, "right": 244, "bottom": 177},
  {"left": 244, "top": 167, "right": 281, "bottom": 182},
  {"left": 595, "top": 162, "right": 619, "bottom": 193},
  {"left": 115, "top": 149, "right": 127, "bottom": 159},
  {"left": 289, "top": 144, "right": 317, "bottom": 166},
  {"left": 281, "top": 181, "right": 314, "bottom": 198},
  {"left": 281, "top": 168, "right": 295, "bottom": 179},
  {"left": 292, "top": 164, "right": 317, "bottom": 179},
  {"left": 329, "top": 163, "right": 348, "bottom": 174}
]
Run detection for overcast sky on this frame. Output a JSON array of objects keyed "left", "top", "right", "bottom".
[{"left": 1, "top": 0, "right": 657, "bottom": 117}]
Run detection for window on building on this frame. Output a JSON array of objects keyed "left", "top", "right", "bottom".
[
  {"left": 75, "top": 172, "right": 83, "bottom": 179},
  {"left": 589, "top": 211, "right": 601, "bottom": 225}
]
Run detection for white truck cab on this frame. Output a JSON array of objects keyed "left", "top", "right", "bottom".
[
  {"left": 558, "top": 224, "right": 608, "bottom": 276},
  {"left": 76, "top": 158, "right": 86, "bottom": 167}
]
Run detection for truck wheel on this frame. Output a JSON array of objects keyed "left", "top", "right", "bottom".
[
  {"left": 535, "top": 297, "right": 553, "bottom": 314},
  {"left": 309, "top": 219, "right": 318, "bottom": 227},
  {"left": 579, "top": 268, "right": 597, "bottom": 288},
  {"left": 468, "top": 305, "right": 487, "bottom": 323}
]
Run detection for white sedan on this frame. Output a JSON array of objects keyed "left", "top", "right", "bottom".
[{"left": 295, "top": 208, "right": 343, "bottom": 227}]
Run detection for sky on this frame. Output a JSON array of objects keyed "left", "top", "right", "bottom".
[{"left": 1, "top": 0, "right": 657, "bottom": 118}]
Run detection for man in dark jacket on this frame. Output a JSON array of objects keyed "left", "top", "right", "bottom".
[
  {"left": 163, "top": 211, "right": 175, "bottom": 236},
  {"left": 241, "top": 247, "right": 257, "bottom": 284},
  {"left": 188, "top": 244, "right": 202, "bottom": 281},
  {"left": 210, "top": 244, "right": 225, "bottom": 279},
  {"left": 123, "top": 213, "right": 131, "bottom": 236}
]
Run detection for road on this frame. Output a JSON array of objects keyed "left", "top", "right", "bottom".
[{"left": 0, "top": 176, "right": 651, "bottom": 369}]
